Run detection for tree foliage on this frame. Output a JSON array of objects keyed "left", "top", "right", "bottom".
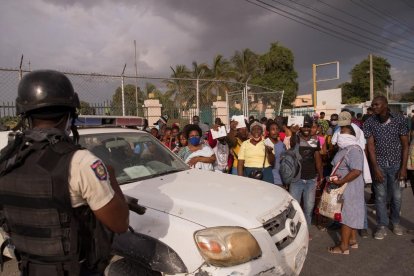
[
  {"left": 111, "top": 42, "right": 299, "bottom": 116},
  {"left": 78, "top": 101, "right": 96, "bottom": 115},
  {"left": 340, "top": 55, "right": 391, "bottom": 104},
  {"left": 111, "top": 84, "right": 144, "bottom": 116},
  {"left": 251, "top": 43, "right": 298, "bottom": 108},
  {"left": 400, "top": 86, "right": 414, "bottom": 102}
]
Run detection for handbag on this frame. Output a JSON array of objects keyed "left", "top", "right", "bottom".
[
  {"left": 318, "top": 182, "right": 348, "bottom": 221},
  {"left": 248, "top": 145, "right": 267, "bottom": 180},
  {"left": 317, "top": 148, "right": 351, "bottom": 221}
]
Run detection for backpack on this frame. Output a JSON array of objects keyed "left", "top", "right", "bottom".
[{"left": 279, "top": 141, "right": 302, "bottom": 185}]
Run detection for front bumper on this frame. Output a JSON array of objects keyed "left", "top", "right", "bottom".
[{"left": 168, "top": 199, "right": 308, "bottom": 276}]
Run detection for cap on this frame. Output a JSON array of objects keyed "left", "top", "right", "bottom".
[
  {"left": 303, "top": 115, "right": 313, "bottom": 128},
  {"left": 249, "top": 121, "right": 262, "bottom": 132},
  {"left": 155, "top": 115, "right": 168, "bottom": 125},
  {"left": 338, "top": 111, "right": 352, "bottom": 126}
]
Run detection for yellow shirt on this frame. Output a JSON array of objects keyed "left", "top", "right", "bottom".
[
  {"left": 238, "top": 139, "right": 270, "bottom": 168},
  {"left": 231, "top": 138, "right": 243, "bottom": 168}
]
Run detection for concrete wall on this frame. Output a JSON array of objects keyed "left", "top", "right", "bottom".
[
  {"left": 143, "top": 99, "right": 162, "bottom": 126},
  {"left": 317, "top": 88, "right": 342, "bottom": 106},
  {"left": 212, "top": 101, "right": 227, "bottom": 124}
]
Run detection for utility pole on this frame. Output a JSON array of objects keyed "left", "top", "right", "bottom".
[
  {"left": 392, "top": 79, "right": 395, "bottom": 94},
  {"left": 196, "top": 78, "right": 200, "bottom": 116},
  {"left": 312, "top": 64, "right": 317, "bottom": 109},
  {"left": 121, "top": 63, "right": 126, "bottom": 117},
  {"left": 19, "top": 55, "right": 24, "bottom": 80},
  {"left": 134, "top": 40, "right": 139, "bottom": 116},
  {"left": 369, "top": 54, "right": 374, "bottom": 101}
]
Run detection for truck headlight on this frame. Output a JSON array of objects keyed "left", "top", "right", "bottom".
[{"left": 194, "top": 226, "right": 262, "bottom": 267}]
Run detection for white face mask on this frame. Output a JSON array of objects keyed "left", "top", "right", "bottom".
[
  {"left": 337, "top": 134, "right": 357, "bottom": 149},
  {"left": 331, "top": 121, "right": 338, "bottom": 126},
  {"left": 65, "top": 116, "right": 72, "bottom": 136}
]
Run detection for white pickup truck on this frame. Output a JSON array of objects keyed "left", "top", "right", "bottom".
[{"left": 1, "top": 127, "right": 308, "bottom": 275}]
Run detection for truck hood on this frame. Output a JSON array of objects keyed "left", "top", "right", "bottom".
[{"left": 122, "top": 169, "right": 291, "bottom": 229}]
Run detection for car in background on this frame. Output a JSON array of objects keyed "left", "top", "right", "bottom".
[{"left": 0, "top": 117, "right": 309, "bottom": 275}]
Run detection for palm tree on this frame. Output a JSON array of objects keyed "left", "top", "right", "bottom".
[
  {"left": 142, "top": 82, "right": 158, "bottom": 99},
  {"left": 204, "top": 55, "right": 232, "bottom": 102},
  {"left": 191, "top": 61, "right": 210, "bottom": 106},
  {"left": 231, "top": 48, "right": 261, "bottom": 83},
  {"left": 164, "top": 65, "right": 192, "bottom": 107}
]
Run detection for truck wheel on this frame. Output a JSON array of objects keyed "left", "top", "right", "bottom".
[{"left": 105, "top": 258, "right": 161, "bottom": 276}]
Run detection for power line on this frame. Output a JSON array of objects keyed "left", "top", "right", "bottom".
[
  {"left": 246, "top": 0, "right": 364, "bottom": 47},
  {"left": 399, "top": 0, "right": 414, "bottom": 10},
  {"left": 350, "top": 0, "right": 414, "bottom": 35},
  {"left": 245, "top": 0, "right": 414, "bottom": 63},
  {"left": 307, "top": 0, "right": 414, "bottom": 52},
  {"left": 269, "top": 0, "right": 414, "bottom": 58},
  {"left": 362, "top": 0, "right": 414, "bottom": 31},
  {"left": 317, "top": 0, "right": 414, "bottom": 46}
]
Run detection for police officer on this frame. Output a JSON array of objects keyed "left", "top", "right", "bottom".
[{"left": 0, "top": 70, "right": 129, "bottom": 275}]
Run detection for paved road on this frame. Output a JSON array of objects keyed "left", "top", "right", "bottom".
[
  {"left": 2, "top": 187, "right": 414, "bottom": 276},
  {"left": 301, "top": 186, "right": 414, "bottom": 276}
]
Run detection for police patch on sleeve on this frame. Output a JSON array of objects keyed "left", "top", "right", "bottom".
[{"left": 90, "top": 160, "right": 108, "bottom": 181}]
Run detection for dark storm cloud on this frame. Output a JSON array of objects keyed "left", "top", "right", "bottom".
[{"left": 1, "top": 0, "right": 413, "bottom": 96}]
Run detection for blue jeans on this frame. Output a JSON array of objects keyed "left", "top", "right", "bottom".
[
  {"left": 231, "top": 167, "right": 238, "bottom": 175},
  {"left": 373, "top": 164, "right": 402, "bottom": 227},
  {"left": 289, "top": 178, "right": 317, "bottom": 225}
]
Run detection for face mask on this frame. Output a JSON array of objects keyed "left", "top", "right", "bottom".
[
  {"left": 331, "top": 121, "right": 338, "bottom": 126},
  {"left": 302, "top": 130, "right": 310, "bottom": 136},
  {"left": 337, "top": 134, "right": 356, "bottom": 149},
  {"left": 188, "top": 136, "right": 201, "bottom": 146},
  {"left": 253, "top": 136, "right": 262, "bottom": 142},
  {"left": 65, "top": 116, "right": 72, "bottom": 136}
]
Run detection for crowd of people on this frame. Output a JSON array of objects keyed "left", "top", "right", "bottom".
[{"left": 147, "top": 95, "right": 414, "bottom": 255}]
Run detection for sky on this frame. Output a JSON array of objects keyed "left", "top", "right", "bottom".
[{"left": 1, "top": 0, "right": 413, "bottom": 101}]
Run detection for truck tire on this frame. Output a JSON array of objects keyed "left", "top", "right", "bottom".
[{"left": 105, "top": 258, "right": 161, "bottom": 276}]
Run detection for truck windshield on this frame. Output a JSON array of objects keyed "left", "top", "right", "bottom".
[{"left": 78, "top": 131, "right": 189, "bottom": 184}]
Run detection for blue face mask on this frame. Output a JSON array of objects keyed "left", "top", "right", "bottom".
[{"left": 188, "top": 136, "right": 201, "bottom": 146}]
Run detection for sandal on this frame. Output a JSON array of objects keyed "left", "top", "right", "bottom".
[
  {"left": 349, "top": 240, "right": 359, "bottom": 249},
  {"left": 328, "top": 246, "right": 349, "bottom": 255}
]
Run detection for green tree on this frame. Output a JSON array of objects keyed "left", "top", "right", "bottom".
[
  {"left": 204, "top": 55, "right": 233, "bottom": 101},
  {"left": 400, "top": 85, "right": 414, "bottom": 102},
  {"left": 191, "top": 61, "right": 210, "bottom": 106},
  {"left": 0, "top": 116, "right": 18, "bottom": 130},
  {"left": 111, "top": 84, "right": 144, "bottom": 116},
  {"left": 340, "top": 55, "right": 392, "bottom": 104},
  {"left": 231, "top": 48, "right": 261, "bottom": 83},
  {"left": 164, "top": 65, "right": 192, "bottom": 107},
  {"left": 78, "top": 101, "right": 96, "bottom": 115},
  {"left": 251, "top": 42, "right": 298, "bottom": 108}
]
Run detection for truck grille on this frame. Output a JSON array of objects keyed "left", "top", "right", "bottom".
[
  {"left": 262, "top": 202, "right": 301, "bottom": 251},
  {"left": 275, "top": 222, "right": 301, "bottom": 250},
  {"left": 263, "top": 202, "right": 296, "bottom": 236}
]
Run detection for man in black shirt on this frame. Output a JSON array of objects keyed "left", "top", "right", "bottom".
[{"left": 290, "top": 116, "right": 323, "bottom": 227}]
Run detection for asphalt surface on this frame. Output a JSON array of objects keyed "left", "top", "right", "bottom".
[
  {"left": 2, "top": 187, "right": 414, "bottom": 276},
  {"left": 301, "top": 186, "right": 414, "bottom": 276}
]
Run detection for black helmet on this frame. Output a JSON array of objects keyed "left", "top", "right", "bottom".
[{"left": 16, "top": 70, "right": 80, "bottom": 116}]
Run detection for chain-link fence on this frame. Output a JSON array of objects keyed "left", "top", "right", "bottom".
[{"left": 0, "top": 68, "right": 283, "bottom": 127}]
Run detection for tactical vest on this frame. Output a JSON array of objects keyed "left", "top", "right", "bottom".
[{"left": 0, "top": 130, "right": 112, "bottom": 275}]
